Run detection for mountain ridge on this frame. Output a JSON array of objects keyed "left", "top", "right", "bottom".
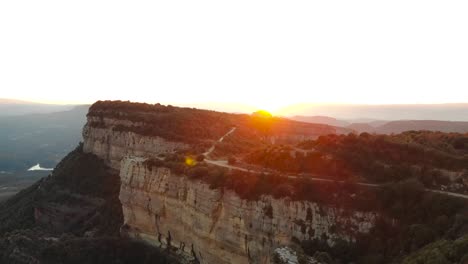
[{"left": 291, "top": 115, "right": 468, "bottom": 134}]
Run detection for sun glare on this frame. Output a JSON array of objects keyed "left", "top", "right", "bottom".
[
  {"left": 252, "top": 110, "right": 273, "bottom": 118},
  {"left": 250, "top": 100, "right": 291, "bottom": 116}
]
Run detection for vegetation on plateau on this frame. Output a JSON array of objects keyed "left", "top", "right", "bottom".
[
  {"left": 145, "top": 148, "right": 467, "bottom": 263},
  {"left": 88, "top": 100, "right": 335, "bottom": 145},
  {"left": 244, "top": 131, "right": 468, "bottom": 188}
]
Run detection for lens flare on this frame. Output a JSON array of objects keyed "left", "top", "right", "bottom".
[{"left": 185, "top": 156, "right": 196, "bottom": 166}]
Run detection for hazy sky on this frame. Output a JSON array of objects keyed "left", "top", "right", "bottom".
[{"left": 1, "top": 1, "right": 467, "bottom": 113}]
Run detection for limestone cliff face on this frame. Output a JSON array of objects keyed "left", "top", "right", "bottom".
[
  {"left": 119, "top": 158, "right": 376, "bottom": 264},
  {"left": 81, "top": 104, "right": 375, "bottom": 264},
  {"left": 83, "top": 116, "right": 188, "bottom": 170}
]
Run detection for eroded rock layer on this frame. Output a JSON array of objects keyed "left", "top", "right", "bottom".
[
  {"left": 119, "top": 158, "right": 376, "bottom": 264},
  {"left": 83, "top": 116, "right": 188, "bottom": 170}
]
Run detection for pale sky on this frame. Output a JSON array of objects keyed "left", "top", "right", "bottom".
[{"left": 1, "top": 1, "right": 467, "bottom": 113}]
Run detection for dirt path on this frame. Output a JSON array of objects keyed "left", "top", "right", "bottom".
[
  {"left": 203, "top": 127, "right": 236, "bottom": 157},
  {"left": 204, "top": 128, "right": 468, "bottom": 200}
]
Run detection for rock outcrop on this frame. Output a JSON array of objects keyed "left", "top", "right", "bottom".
[
  {"left": 83, "top": 116, "right": 188, "bottom": 170},
  {"left": 80, "top": 101, "right": 376, "bottom": 264},
  {"left": 118, "top": 158, "right": 376, "bottom": 264}
]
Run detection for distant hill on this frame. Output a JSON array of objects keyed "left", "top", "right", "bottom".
[
  {"left": 0, "top": 98, "right": 34, "bottom": 104},
  {"left": 0, "top": 105, "right": 89, "bottom": 172},
  {"left": 375, "top": 120, "right": 468, "bottom": 134},
  {"left": 290, "top": 115, "right": 350, "bottom": 127},
  {"left": 291, "top": 115, "right": 468, "bottom": 134},
  {"left": 0, "top": 98, "right": 75, "bottom": 116},
  {"left": 283, "top": 103, "right": 468, "bottom": 121},
  {"left": 347, "top": 123, "right": 377, "bottom": 133},
  {"left": 346, "top": 120, "right": 468, "bottom": 134}
]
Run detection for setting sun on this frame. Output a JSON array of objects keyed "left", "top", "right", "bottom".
[
  {"left": 252, "top": 110, "right": 273, "bottom": 118},
  {"left": 248, "top": 99, "right": 292, "bottom": 115}
]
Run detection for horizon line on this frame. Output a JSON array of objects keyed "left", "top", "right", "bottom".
[{"left": 3, "top": 97, "right": 468, "bottom": 107}]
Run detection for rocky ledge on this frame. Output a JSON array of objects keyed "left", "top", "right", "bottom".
[{"left": 119, "top": 158, "right": 376, "bottom": 264}]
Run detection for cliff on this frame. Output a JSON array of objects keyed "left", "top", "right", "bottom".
[
  {"left": 83, "top": 115, "right": 188, "bottom": 170},
  {"left": 119, "top": 159, "right": 375, "bottom": 264},
  {"left": 80, "top": 101, "right": 376, "bottom": 264}
]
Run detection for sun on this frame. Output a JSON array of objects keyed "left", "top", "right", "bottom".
[
  {"left": 241, "top": 97, "right": 295, "bottom": 115},
  {"left": 252, "top": 110, "right": 273, "bottom": 118},
  {"left": 252, "top": 101, "right": 289, "bottom": 116}
]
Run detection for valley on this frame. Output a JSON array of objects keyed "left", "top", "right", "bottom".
[
  {"left": 0, "top": 171, "right": 49, "bottom": 202},
  {"left": 0, "top": 105, "right": 88, "bottom": 172}
]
